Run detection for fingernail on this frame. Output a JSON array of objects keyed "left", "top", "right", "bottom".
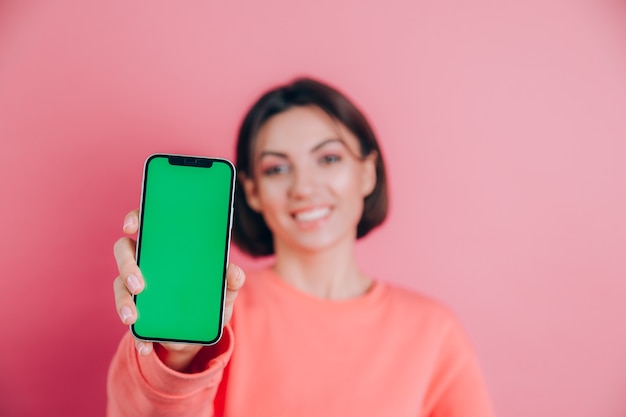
[
  {"left": 138, "top": 342, "right": 150, "bottom": 356},
  {"left": 123, "top": 217, "right": 134, "bottom": 231},
  {"left": 233, "top": 265, "right": 242, "bottom": 285},
  {"left": 127, "top": 274, "right": 140, "bottom": 293},
  {"left": 121, "top": 306, "right": 133, "bottom": 324}
]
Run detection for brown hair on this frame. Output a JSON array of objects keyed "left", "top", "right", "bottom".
[{"left": 232, "top": 77, "right": 389, "bottom": 257}]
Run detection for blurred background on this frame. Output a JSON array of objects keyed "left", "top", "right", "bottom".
[{"left": 1, "top": 0, "right": 625, "bottom": 416}]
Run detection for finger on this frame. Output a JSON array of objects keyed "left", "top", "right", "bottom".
[
  {"left": 226, "top": 263, "right": 245, "bottom": 291},
  {"left": 113, "top": 236, "right": 136, "bottom": 270},
  {"left": 113, "top": 237, "right": 145, "bottom": 294},
  {"left": 122, "top": 209, "right": 140, "bottom": 234},
  {"left": 113, "top": 275, "right": 137, "bottom": 325},
  {"left": 135, "top": 339, "right": 153, "bottom": 356},
  {"left": 223, "top": 264, "right": 245, "bottom": 324}
]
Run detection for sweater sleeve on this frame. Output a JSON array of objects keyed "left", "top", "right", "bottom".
[
  {"left": 106, "top": 325, "right": 234, "bottom": 417},
  {"left": 421, "top": 318, "right": 495, "bottom": 417}
]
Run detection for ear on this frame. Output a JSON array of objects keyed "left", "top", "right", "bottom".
[
  {"left": 360, "top": 151, "right": 378, "bottom": 197},
  {"left": 240, "top": 173, "right": 262, "bottom": 213}
]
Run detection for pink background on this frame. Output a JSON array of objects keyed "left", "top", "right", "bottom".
[{"left": 1, "top": 1, "right": 625, "bottom": 416}]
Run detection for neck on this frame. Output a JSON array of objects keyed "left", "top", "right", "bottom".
[{"left": 272, "top": 237, "right": 372, "bottom": 300}]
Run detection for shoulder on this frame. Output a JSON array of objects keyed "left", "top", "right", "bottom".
[
  {"left": 380, "top": 282, "right": 480, "bottom": 363},
  {"left": 377, "top": 282, "right": 469, "bottom": 343},
  {"left": 381, "top": 282, "right": 456, "bottom": 321}
]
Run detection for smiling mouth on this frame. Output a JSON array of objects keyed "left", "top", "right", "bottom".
[{"left": 293, "top": 207, "right": 331, "bottom": 223}]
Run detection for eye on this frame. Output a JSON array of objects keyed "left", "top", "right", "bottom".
[
  {"left": 320, "top": 154, "right": 342, "bottom": 165},
  {"left": 262, "top": 164, "right": 290, "bottom": 176}
]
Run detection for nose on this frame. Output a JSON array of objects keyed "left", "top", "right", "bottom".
[{"left": 288, "top": 166, "right": 317, "bottom": 199}]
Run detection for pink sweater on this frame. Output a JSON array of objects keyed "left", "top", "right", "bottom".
[{"left": 107, "top": 268, "right": 494, "bottom": 416}]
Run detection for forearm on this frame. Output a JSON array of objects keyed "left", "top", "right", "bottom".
[{"left": 107, "top": 329, "right": 233, "bottom": 417}]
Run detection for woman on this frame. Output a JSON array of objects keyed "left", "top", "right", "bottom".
[{"left": 108, "top": 78, "right": 494, "bottom": 416}]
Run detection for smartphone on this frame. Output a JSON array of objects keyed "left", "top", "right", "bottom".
[{"left": 131, "top": 154, "right": 235, "bottom": 345}]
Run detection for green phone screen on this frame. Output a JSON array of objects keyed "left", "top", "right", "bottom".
[{"left": 132, "top": 154, "right": 235, "bottom": 345}]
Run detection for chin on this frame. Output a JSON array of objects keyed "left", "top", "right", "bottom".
[{"left": 286, "top": 232, "right": 356, "bottom": 255}]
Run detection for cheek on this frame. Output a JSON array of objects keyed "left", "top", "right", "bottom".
[
  {"left": 328, "top": 168, "right": 364, "bottom": 197},
  {"left": 256, "top": 180, "right": 288, "bottom": 213}
]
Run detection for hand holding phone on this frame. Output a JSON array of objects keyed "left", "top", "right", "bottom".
[{"left": 113, "top": 210, "right": 246, "bottom": 369}]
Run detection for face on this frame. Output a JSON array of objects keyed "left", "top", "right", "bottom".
[{"left": 242, "top": 105, "right": 377, "bottom": 255}]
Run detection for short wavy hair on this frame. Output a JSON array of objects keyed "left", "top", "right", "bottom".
[{"left": 232, "top": 77, "right": 389, "bottom": 257}]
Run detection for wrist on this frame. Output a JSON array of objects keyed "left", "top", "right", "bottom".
[
  {"left": 153, "top": 326, "right": 233, "bottom": 373},
  {"left": 154, "top": 343, "right": 203, "bottom": 373}
]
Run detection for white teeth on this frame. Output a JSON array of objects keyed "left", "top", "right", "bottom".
[{"left": 294, "top": 207, "right": 330, "bottom": 222}]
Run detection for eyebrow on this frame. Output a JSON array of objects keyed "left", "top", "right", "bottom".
[{"left": 257, "top": 138, "right": 353, "bottom": 162}]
